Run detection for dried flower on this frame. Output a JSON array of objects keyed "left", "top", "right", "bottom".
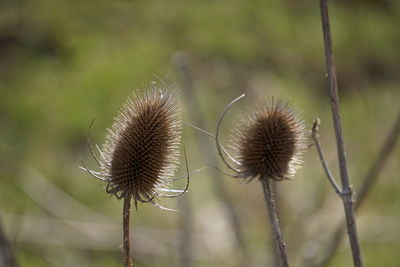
[
  {"left": 81, "top": 87, "right": 188, "bottom": 209},
  {"left": 230, "top": 97, "right": 308, "bottom": 181},
  {"left": 80, "top": 85, "right": 188, "bottom": 266},
  {"left": 216, "top": 95, "right": 308, "bottom": 182},
  {"left": 215, "top": 95, "right": 308, "bottom": 267}
]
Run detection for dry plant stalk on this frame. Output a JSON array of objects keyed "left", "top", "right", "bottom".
[
  {"left": 174, "top": 53, "right": 252, "bottom": 267},
  {"left": 312, "top": 110, "right": 400, "bottom": 267},
  {"left": 314, "top": 0, "right": 363, "bottom": 266},
  {"left": 81, "top": 87, "right": 189, "bottom": 266},
  {"left": 215, "top": 95, "right": 308, "bottom": 267},
  {"left": 0, "top": 220, "right": 18, "bottom": 267}
]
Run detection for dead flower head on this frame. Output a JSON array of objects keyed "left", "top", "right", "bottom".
[
  {"left": 216, "top": 95, "right": 308, "bottom": 182},
  {"left": 81, "top": 86, "right": 188, "bottom": 210}
]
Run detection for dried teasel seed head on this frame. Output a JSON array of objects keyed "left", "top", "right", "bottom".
[
  {"left": 231, "top": 98, "right": 308, "bottom": 181},
  {"left": 98, "top": 88, "right": 182, "bottom": 202}
]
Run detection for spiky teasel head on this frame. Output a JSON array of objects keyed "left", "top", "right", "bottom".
[
  {"left": 81, "top": 86, "right": 186, "bottom": 208},
  {"left": 216, "top": 95, "right": 308, "bottom": 182},
  {"left": 231, "top": 98, "right": 308, "bottom": 181}
]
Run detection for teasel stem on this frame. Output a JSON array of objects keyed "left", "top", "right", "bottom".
[
  {"left": 261, "top": 178, "right": 289, "bottom": 267},
  {"left": 123, "top": 195, "right": 132, "bottom": 267},
  {"left": 318, "top": 0, "right": 363, "bottom": 266}
]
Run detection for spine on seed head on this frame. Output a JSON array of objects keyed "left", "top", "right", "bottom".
[
  {"left": 99, "top": 88, "right": 182, "bottom": 201},
  {"left": 230, "top": 97, "right": 308, "bottom": 181}
]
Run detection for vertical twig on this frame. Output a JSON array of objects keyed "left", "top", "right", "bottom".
[
  {"left": 313, "top": 110, "right": 400, "bottom": 267},
  {"left": 173, "top": 52, "right": 252, "bottom": 267},
  {"left": 354, "top": 111, "right": 400, "bottom": 208},
  {"left": 123, "top": 196, "right": 132, "bottom": 267},
  {"left": 318, "top": 0, "right": 363, "bottom": 266},
  {"left": 261, "top": 179, "right": 289, "bottom": 267},
  {"left": 177, "top": 194, "right": 192, "bottom": 267},
  {"left": 0, "top": 219, "right": 19, "bottom": 267}
]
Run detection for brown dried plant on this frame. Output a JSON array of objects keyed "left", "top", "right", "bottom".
[
  {"left": 215, "top": 95, "right": 308, "bottom": 267},
  {"left": 81, "top": 86, "right": 189, "bottom": 266}
]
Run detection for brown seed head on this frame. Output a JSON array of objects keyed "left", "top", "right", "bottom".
[
  {"left": 99, "top": 88, "right": 181, "bottom": 201},
  {"left": 231, "top": 98, "right": 308, "bottom": 181}
]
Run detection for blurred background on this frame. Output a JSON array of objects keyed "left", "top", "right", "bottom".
[{"left": 0, "top": 0, "right": 399, "bottom": 266}]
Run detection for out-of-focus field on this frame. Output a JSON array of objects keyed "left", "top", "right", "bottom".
[{"left": 0, "top": 0, "right": 399, "bottom": 266}]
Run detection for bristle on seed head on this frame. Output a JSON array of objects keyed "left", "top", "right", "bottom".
[
  {"left": 230, "top": 98, "right": 308, "bottom": 181},
  {"left": 98, "top": 88, "right": 182, "bottom": 201}
]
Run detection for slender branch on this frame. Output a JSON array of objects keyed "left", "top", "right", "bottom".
[
  {"left": 0, "top": 219, "right": 18, "bottom": 267},
  {"left": 312, "top": 119, "right": 342, "bottom": 194},
  {"left": 318, "top": 0, "right": 363, "bottom": 266},
  {"left": 355, "top": 111, "right": 400, "bottom": 209},
  {"left": 314, "top": 110, "right": 400, "bottom": 267},
  {"left": 261, "top": 178, "right": 289, "bottom": 267},
  {"left": 123, "top": 196, "right": 132, "bottom": 267}
]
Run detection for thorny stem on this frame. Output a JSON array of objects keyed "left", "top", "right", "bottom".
[
  {"left": 123, "top": 196, "right": 132, "bottom": 267},
  {"left": 319, "top": 0, "right": 363, "bottom": 266},
  {"left": 261, "top": 178, "right": 289, "bottom": 267}
]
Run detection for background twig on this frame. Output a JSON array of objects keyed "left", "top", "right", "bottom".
[
  {"left": 318, "top": 0, "right": 363, "bottom": 266},
  {"left": 0, "top": 219, "right": 18, "bottom": 267},
  {"left": 173, "top": 52, "right": 252, "bottom": 267}
]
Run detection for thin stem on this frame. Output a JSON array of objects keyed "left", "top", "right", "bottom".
[
  {"left": 311, "top": 119, "right": 342, "bottom": 194},
  {"left": 319, "top": 0, "right": 363, "bottom": 266},
  {"left": 0, "top": 219, "right": 19, "bottom": 267},
  {"left": 178, "top": 194, "right": 192, "bottom": 267},
  {"left": 123, "top": 195, "right": 132, "bottom": 267},
  {"left": 261, "top": 178, "right": 289, "bottom": 267},
  {"left": 355, "top": 111, "right": 400, "bottom": 209},
  {"left": 313, "top": 110, "right": 400, "bottom": 267}
]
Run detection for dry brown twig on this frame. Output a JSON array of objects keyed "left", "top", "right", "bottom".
[
  {"left": 315, "top": 0, "right": 363, "bottom": 266},
  {"left": 0, "top": 219, "right": 18, "bottom": 267},
  {"left": 312, "top": 110, "right": 400, "bottom": 267},
  {"left": 173, "top": 52, "right": 252, "bottom": 267}
]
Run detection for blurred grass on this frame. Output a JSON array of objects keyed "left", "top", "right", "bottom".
[{"left": 0, "top": 0, "right": 399, "bottom": 266}]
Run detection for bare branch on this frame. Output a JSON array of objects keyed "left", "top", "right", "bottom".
[
  {"left": 311, "top": 119, "right": 342, "bottom": 194},
  {"left": 0, "top": 220, "right": 18, "bottom": 267},
  {"left": 355, "top": 111, "right": 400, "bottom": 209},
  {"left": 313, "top": 110, "right": 400, "bottom": 267},
  {"left": 318, "top": 0, "right": 363, "bottom": 266}
]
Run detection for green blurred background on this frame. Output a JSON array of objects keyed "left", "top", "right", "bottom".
[{"left": 0, "top": 0, "right": 399, "bottom": 266}]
